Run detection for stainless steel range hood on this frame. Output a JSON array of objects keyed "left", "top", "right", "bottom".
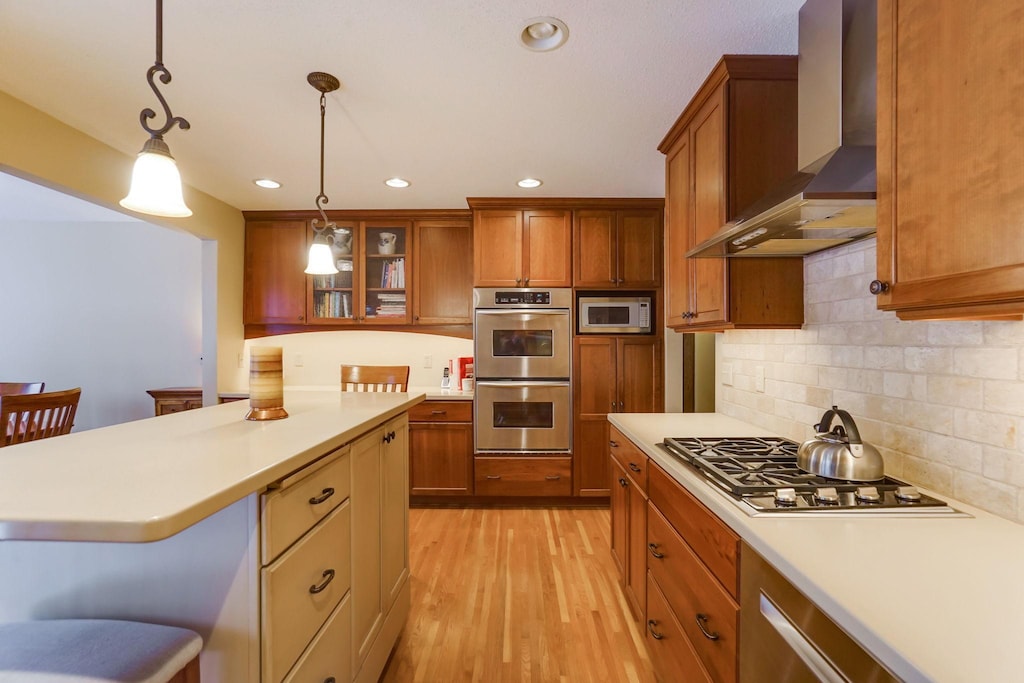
[{"left": 689, "top": 0, "right": 877, "bottom": 258}]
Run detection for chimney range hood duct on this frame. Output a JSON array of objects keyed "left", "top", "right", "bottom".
[{"left": 688, "top": 0, "right": 877, "bottom": 258}]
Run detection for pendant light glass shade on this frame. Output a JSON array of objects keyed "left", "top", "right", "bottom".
[
  {"left": 120, "top": 138, "right": 192, "bottom": 217},
  {"left": 305, "top": 239, "right": 339, "bottom": 275}
]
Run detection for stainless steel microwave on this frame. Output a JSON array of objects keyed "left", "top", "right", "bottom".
[{"left": 577, "top": 296, "right": 653, "bottom": 334}]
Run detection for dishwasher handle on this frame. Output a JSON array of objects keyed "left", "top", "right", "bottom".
[{"left": 759, "top": 592, "right": 846, "bottom": 683}]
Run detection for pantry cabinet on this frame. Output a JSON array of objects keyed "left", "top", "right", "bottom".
[
  {"left": 574, "top": 208, "right": 663, "bottom": 288},
  {"left": 659, "top": 55, "right": 803, "bottom": 332},
  {"left": 574, "top": 337, "right": 663, "bottom": 497},
  {"left": 874, "top": 0, "right": 1024, "bottom": 320},
  {"left": 242, "top": 210, "right": 473, "bottom": 338},
  {"left": 471, "top": 206, "right": 572, "bottom": 287}
]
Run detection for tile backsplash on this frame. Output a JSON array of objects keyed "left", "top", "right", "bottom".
[{"left": 717, "top": 238, "right": 1024, "bottom": 524}]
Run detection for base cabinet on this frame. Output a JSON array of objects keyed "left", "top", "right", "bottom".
[
  {"left": 609, "top": 426, "right": 649, "bottom": 622},
  {"left": 409, "top": 401, "right": 473, "bottom": 496}
]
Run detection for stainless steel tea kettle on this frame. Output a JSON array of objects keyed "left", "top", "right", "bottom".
[{"left": 797, "top": 406, "right": 884, "bottom": 481}]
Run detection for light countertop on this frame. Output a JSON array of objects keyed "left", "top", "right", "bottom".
[
  {"left": 286, "top": 384, "right": 472, "bottom": 400},
  {"left": 0, "top": 390, "right": 425, "bottom": 543},
  {"left": 609, "top": 412, "right": 1024, "bottom": 683}
]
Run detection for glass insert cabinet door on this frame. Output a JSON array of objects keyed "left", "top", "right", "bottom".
[{"left": 307, "top": 221, "right": 410, "bottom": 323}]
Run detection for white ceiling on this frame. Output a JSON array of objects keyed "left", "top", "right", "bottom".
[{"left": 0, "top": 0, "right": 803, "bottom": 213}]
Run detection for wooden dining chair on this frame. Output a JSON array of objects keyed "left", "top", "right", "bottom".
[
  {"left": 340, "top": 365, "right": 410, "bottom": 392},
  {"left": 0, "top": 382, "right": 45, "bottom": 396},
  {"left": 1, "top": 387, "right": 81, "bottom": 447}
]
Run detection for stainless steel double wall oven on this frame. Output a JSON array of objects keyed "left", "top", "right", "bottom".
[{"left": 473, "top": 288, "right": 572, "bottom": 453}]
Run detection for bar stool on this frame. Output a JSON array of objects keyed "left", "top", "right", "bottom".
[{"left": 0, "top": 619, "right": 201, "bottom": 682}]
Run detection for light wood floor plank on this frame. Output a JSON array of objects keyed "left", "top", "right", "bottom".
[{"left": 382, "top": 507, "right": 656, "bottom": 683}]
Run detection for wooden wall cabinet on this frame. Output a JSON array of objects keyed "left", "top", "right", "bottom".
[
  {"left": 574, "top": 208, "right": 663, "bottom": 288},
  {"left": 412, "top": 219, "right": 473, "bottom": 324},
  {"left": 408, "top": 400, "right": 473, "bottom": 496},
  {"left": 659, "top": 56, "right": 804, "bottom": 332},
  {"left": 574, "top": 337, "right": 663, "bottom": 497},
  {"left": 244, "top": 220, "right": 308, "bottom": 325},
  {"left": 874, "top": 0, "right": 1024, "bottom": 320},
  {"left": 471, "top": 206, "right": 572, "bottom": 287}
]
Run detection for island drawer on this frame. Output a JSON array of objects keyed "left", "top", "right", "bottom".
[
  {"left": 262, "top": 500, "right": 351, "bottom": 683},
  {"left": 609, "top": 426, "right": 648, "bottom": 492},
  {"left": 474, "top": 457, "right": 572, "bottom": 496},
  {"left": 409, "top": 401, "right": 472, "bottom": 423},
  {"left": 646, "top": 573, "right": 713, "bottom": 683},
  {"left": 649, "top": 462, "right": 740, "bottom": 599},
  {"left": 648, "top": 503, "right": 738, "bottom": 683},
  {"left": 281, "top": 592, "right": 351, "bottom": 683},
  {"left": 261, "top": 445, "right": 351, "bottom": 565}
]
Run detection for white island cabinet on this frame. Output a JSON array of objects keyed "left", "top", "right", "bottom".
[{"left": 0, "top": 389, "right": 421, "bottom": 683}]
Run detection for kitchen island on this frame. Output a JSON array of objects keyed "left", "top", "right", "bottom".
[
  {"left": 0, "top": 389, "right": 424, "bottom": 683},
  {"left": 610, "top": 412, "right": 1024, "bottom": 683}
]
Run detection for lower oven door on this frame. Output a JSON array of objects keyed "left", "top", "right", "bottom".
[{"left": 474, "top": 381, "right": 571, "bottom": 453}]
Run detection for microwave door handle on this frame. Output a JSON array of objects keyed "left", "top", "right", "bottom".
[{"left": 759, "top": 593, "right": 846, "bottom": 683}]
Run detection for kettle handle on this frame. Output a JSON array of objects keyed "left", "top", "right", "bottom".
[{"left": 815, "top": 405, "right": 862, "bottom": 446}]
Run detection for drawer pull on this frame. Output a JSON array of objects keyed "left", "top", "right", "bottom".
[
  {"left": 383, "top": 433, "right": 391, "bottom": 444},
  {"left": 628, "top": 462, "right": 641, "bottom": 473},
  {"left": 609, "top": 440, "right": 619, "bottom": 447},
  {"left": 618, "top": 477, "right": 628, "bottom": 488},
  {"left": 485, "top": 475, "right": 502, "bottom": 480},
  {"left": 695, "top": 613, "right": 720, "bottom": 641},
  {"left": 308, "top": 487, "right": 335, "bottom": 505},
  {"left": 430, "top": 410, "right": 447, "bottom": 415},
  {"left": 648, "top": 542, "right": 664, "bottom": 559},
  {"left": 324, "top": 678, "right": 336, "bottom": 683},
  {"left": 544, "top": 475, "right": 561, "bottom": 481},
  {"left": 647, "top": 620, "right": 664, "bottom": 640},
  {"left": 309, "top": 569, "right": 335, "bottom": 594}
]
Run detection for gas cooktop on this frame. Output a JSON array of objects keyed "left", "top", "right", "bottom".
[{"left": 660, "top": 436, "right": 961, "bottom": 515}]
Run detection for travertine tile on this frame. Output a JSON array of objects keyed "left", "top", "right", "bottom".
[
  {"left": 927, "top": 376, "right": 984, "bottom": 409},
  {"left": 782, "top": 344, "right": 806, "bottom": 364},
  {"left": 983, "top": 321, "right": 1024, "bottom": 346},
  {"left": 864, "top": 346, "right": 903, "bottom": 371},
  {"left": 953, "top": 347, "right": 1018, "bottom": 380},
  {"left": 882, "top": 422, "right": 928, "bottom": 457},
  {"left": 927, "top": 322, "right": 984, "bottom": 346},
  {"left": 903, "top": 401, "right": 955, "bottom": 436},
  {"left": 953, "top": 471, "right": 1019, "bottom": 520},
  {"left": 883, "top": 372, "right": 928, "bottom": 401},
  {"left": 831, "top": 345, "right": 865, "bottom": 368},
  {"left": 904, "top": 347, "right": 954, "bottom": 374},
  {"left": 953, "top": 409, "right": 1018, "bottom": 449},
  {"left": 983, "top": 380, "right": 1024, "bottom": 418},
  {"left": 924, "top": 433, "right": 983, "bottom": 472},
  {"left": 982, "top": 446, "right": 1024, "bottom": 487},
  {"left": 902, "top": 455, "right": 953, "bottom": 493}
]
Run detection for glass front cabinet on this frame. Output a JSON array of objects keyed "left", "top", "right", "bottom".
[{"left": 308, "top": 220, "right": 411, "bottom": 325}]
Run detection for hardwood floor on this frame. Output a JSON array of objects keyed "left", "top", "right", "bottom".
[{"left": 381, "top": 507, "right": 657, "bottom": 683}]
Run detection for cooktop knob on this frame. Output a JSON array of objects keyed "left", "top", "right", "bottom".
[
  {"left": 895, "top": 486, "right": 922, "bottom": 502},
  {"left": 814, "top": 487, "right": 839, "bottom": 504},
  {"left": 774, "top": 488, "right": 797, "bottom": 506},
  {"left": 855, "top": 486, "right": 881, "bottom": 503}
]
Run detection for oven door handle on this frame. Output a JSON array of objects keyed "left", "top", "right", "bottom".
[
  {"left": 759, "top": 593, "right": 846, "bottom": 683},
  {"left": 474, "top": 381, "right": 572, "bottom": 389}
]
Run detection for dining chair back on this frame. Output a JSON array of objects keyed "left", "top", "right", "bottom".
[
  {"left": 0, "top": 382, "right": 45, "bottom": 396},
  {"left": 340, "top": 365, "right": 410, "bottom": 392},
  {"left": 1, "top": 388, "right": 81, "bottom": 447}
]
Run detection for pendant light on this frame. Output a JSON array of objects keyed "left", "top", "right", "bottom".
[
  {"left": 304, "top": 72, "right": 342, "bottom": 275},
  {"left": 120, "top": 0, "right": 192, "bottom": 218}
]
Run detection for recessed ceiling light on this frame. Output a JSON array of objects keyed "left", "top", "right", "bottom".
[
  {"left": 384, "top": 177, "right": 410, "bottom": 188},
  {"left": 518, "top": 178, "right": 543, "bottom": 189},
  {"left": 520, "top": 17, "right": 569, "bottom": 52},
  {"left": 253, "top": 178, "right": 281, "bottom": 189}
]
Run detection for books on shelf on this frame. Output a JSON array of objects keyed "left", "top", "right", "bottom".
[
  {"left": 314, "top": 291, "right": 351, "bottom": 319},
  {"left": 380, "top": 258, "right": 405, "bottom": 288},
  {"left": 373, "top": 291, "right": 406, "bottom": 317}
]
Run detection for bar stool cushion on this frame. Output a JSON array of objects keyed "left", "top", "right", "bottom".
[{"left": 0, "top": 619, "right": 202, "bottom": 683}]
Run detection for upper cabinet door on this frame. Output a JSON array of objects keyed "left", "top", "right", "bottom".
[
  {"left": 690, "top": 88, "right": 727, "bottom": 327},
  {"left": 875, "top": 0, "right": 1024, "bottom": 320},
  {"left": 574, "top": 210, "right": 617, "bottom": 287},
  {"left": 617, "top": 209, "right": 662, "bottom": 289},
  {"left": 473, "top": 210, "right": 523, "bottom": 286},
  {"left": 413, "top": 219, "right": 473, "bottom": 324},
  {"left": 523, "top": 210, "right": 572, "bottom": 287},
  {"left": 665, "top": 131, "right": 693, "bottom": 329},
  {"left": 244, "top": 221, "right": 308, "bottom": 325}
]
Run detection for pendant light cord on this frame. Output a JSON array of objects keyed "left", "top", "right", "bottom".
[
  {"left": 140, "top": 0, "right": 189, "bottom": 138},
  {"left": 314, "top": 91, "right": 331, "bottom": 227}
]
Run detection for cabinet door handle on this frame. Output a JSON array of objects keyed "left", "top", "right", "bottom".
[
  {"left": 515, "top": 278, "right": 522, "bottom": 285},
  {"left": 430, "top": 410, "right": 447, "bottom": 415},
  {"left": 647, "top": 620, "right": 664, "bottom": 640},
  {"left": 628, "top": 462, "right": 641, "bottom": 473},
  {"left": 298, "top": 315, "right": 304, "bottom": 321},
  {"left": 648, "top": 542, "right": 664, "bottom": 559},
  {"left": 308, "top": 487, "right": 335, "bottom": 505},
  {"left": 618, "top": 477, "right": 628, "bottom": 488},
  {"left": 389, "top": 430, "right": 396, "bottom": 439},
  {"left": 695, "top": 613, "right": 720, "bottom": 641},
  {"left": 414, "top": 315, "right": 420, "bottom": 321},
  {"left": 309, "top": 569, "right": 335, "bottom": 594},
  {"left": 524, "top": 278, "right": 530, "bottom": 285},
  {"left": 383, "top": 434, "right": 390, "bottom": 444},
  {"left": 324, "top": 678, "right": 337, "bottom": 683},
  {"left": 544, "top": 475, "right": 561, "bottom": 481},
  {"left": 869, "top": 279, "right": 890, "bottom": 295},
  {"left": 609, "top": 440, "right": 619, "bottom": 448},
  {"left": 485, "top": 474, "right": 502, "bottom": 480},
  {"left": 611, "top": 401, "right": 616, "bottom": 410}
]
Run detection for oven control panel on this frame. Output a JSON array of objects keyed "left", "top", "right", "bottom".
[{"left": 495, "top": 291, "right": 550, "bottom": 305}]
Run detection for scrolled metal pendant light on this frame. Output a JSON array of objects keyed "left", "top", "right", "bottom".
[
  {"left": 120, "top": 0, "right": 192, "bottom": 218},
  {"left": 304, "top": 71, "right": 342, "bottom": 275}
]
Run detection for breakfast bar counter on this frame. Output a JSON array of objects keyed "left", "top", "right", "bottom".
[{"left": 610, "top": 412, "right": 1024, "bottom": 683}]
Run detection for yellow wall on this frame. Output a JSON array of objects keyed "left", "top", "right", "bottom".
[{"left": 0, "top": 89, "right": 245, "bottom": 391}]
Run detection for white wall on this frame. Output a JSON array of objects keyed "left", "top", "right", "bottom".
[
  {"left": 0, "top": 220, "right": 202, "bottom": 431},
  {"left": 242, "top": 331, "right": 473, "bottom": 389},
  {"left": 717, "top": 238, "right": 1024, "bottom": 524}
]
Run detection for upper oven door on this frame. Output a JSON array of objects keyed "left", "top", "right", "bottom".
[{"left": 474, "top": 309, "right": 571, "bottom": 379}]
